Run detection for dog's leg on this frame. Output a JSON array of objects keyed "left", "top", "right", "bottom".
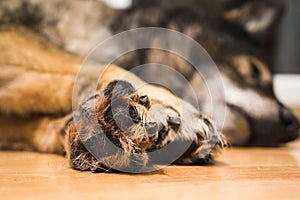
[
  {"left": 0, "top": 67, "right": 76, "bottom": 116},
  {"left": 0, "top": 27, "right": 82, "bottom": 116},
  {"left": 0, "top": 114, "right": 70, "bottom": 154}
]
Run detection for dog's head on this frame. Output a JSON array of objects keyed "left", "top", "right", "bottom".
[
  {"left": 188, "top": 0, "right": 299, "bottom": 146},
  {"left": 218, "top": 54, "right": 299, "bottom": 146},
  {"left": 190, "top": 54, "right": 299, "bottom": 146}
]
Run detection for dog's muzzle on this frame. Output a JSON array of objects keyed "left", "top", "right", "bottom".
[{"left": 278, "top": 105, "right": 299, "bottom": 143}]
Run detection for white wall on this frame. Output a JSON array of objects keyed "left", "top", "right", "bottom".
[{"left": 274, "top": 74, "right": 300, "bottom": 107}]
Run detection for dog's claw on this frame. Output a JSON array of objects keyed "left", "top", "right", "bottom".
[
  {"left": 129, "top": 105, "right": 141, "bottom": 123},
  {"left": 168, "top": 116, "right": 181, "bottom": 130},
  {"left": 145, "top": 122, "right": 158, "bottom": 139},
  {"left": 138, "top": 95, "right": 150, "bottom": 107}
]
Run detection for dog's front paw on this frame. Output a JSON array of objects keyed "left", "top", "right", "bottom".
[
  {"left": 65, "top": 80, "right": 162, "bottom": 172},
  {"left": 65, "top": 80, "right": 226, "bottom": 173}
]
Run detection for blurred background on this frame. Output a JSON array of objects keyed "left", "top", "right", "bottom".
[{"left": 275, "top": 0, "right": 300, "bottom": 73}]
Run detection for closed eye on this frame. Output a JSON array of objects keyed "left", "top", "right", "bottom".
[{"left": 250, "top": 61, "right": 261, "bottom": 82}]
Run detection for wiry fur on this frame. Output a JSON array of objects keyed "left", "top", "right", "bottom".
[{"left": 65, "top": 80, "right": 226, "bottom": 172}]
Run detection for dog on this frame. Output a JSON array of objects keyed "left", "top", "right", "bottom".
[{"left": 0, "top": 0, "right": 299, "bottom": 172}]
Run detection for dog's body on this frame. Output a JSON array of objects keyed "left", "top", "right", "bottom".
[
  {"left": 0, "top": 0, "right": 299, "bottom": 172},
  {"left": 0, "top": 27, "right": 225, "bottom": 172}
]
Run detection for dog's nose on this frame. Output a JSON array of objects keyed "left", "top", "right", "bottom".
[
  {"left": 280, "top": 107, "right": 298, "bottom": 129},
  {"left": 279, "top": 106, "right": 299, "bottom": 142}
]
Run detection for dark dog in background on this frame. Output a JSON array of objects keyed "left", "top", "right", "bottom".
[
  {"left": 0, "top": 0, "right": 298, "bottom": 148},
  {"left": 110, "top": 0, "right": 299, "bottom": 146}
]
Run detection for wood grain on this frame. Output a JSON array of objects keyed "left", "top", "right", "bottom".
[{"left": 0, "top": 109, "right": 299, "bottom": 200}]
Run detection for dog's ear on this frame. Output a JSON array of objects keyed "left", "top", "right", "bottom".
[{"left": 223, "top": 0, "right": 285, "bottom": 41}]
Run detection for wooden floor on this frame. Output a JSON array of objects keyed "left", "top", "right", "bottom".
[{"left": 1, "top": 109, "right": 300, "bottom": 200}]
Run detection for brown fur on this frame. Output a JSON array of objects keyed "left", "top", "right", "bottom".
[
  {"left": 0, "top": 26, "right": 226, "bottom": 172},
  {"left": 0, "top": 26, "right": 79, "bottom": 116}
]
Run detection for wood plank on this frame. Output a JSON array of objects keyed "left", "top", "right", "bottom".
[{"left": 1, "top": 140, "right": 299, "bottom": 200}]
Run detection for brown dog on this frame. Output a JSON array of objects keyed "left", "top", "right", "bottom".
[
  {"left": 0, "top": 27, "right": 226, "bottom": 172},
  {"left": 0, "top": 0, "right": 299, "bottom": 172},
  {"left": 1, "top": 0, "right": 298, "bottom": 146}
]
